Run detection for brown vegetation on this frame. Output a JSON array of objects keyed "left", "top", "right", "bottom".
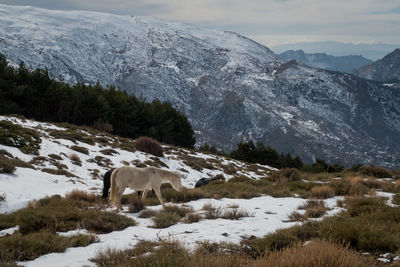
[{"left": 135, "top": 136, "right": 164, "bottom": 157}]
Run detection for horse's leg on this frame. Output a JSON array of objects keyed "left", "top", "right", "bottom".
[
  {"left": 116, "top": 187, "right": 124, "bottom": 210},
  {"left": 141, "top": 189, "right": 148, "bottom": 201},
  {"left": 153, "top": 187, "right": 165, "bottom": 207}
]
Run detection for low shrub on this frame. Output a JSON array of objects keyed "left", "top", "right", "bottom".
[
  {"left": 0, "top": 155, "right": 16, "bottom": 173},
  {"left": 41, "top": 168, "right": 77, "bottom": 177},
  {"left": 70, "top": 153, "right": 82, "bottom": 166},
  {"left": 184, "top": 213, "right": 202, "bottom": 223},
  {"left": 65, "top": 190, "right": 98, "bottom": 203},
  {"left": 221, "top": 206, "right": 252, "bottom": 220},
  {"left": 0, "top": 231, "right": 96, "bottom": 261},
  {"left": 202, "top": 203, "right": 223, "bottom": 219},
  {"left": 70, "top": 145, "right": 89, "bottom": 155},
  {"left": 152, "top": 212, "right": 180, "bottom": 228},
  {"left": 359, "top": 165, "right": 392, "bottom": 178},
  {"left": 128, "top": 194, "right": 145, "bottom": 213},
  {"left": 138, "top": 209, "right": 159, "bottom": 218},
  {"left": 311, "top": 185, "right": 335, "bottom": 199},
  {"left": 48, "top": 154, "right": 63, "bottom": 160},
  {"left": 135, "top": 136, "right": 163, "bottom": 157},
  {"left": 253, "top": 239, "right": 372, "bottom": 267},
  {"left": 182, "top": 155, "right": 215, "bottom": 171},
  {"left": 49, "top": 129, "right": 95, "bottom": 146},
  {"left": 89, "top": 155, "right": 112, "bottom": 167},
  {"left": 100, "top": 149, "right": 119, "bottom": 156},
  {"left": 1, "top": 194, "right": 136, "bottom": 235},
  {"left": 0, "top": 120, "right": 41, "bottom": 154},
  {"left": 163, "top": 204, "right": 194, "bottom": 218},
  {"left": 286, "top": 211, "right": 305, "bottom": 222},
  {"left": 269, "top": 168, "right": 300, "bottom": 183},
  {"left": 393, "top": 193, "right": 400, "bottom": 205}
]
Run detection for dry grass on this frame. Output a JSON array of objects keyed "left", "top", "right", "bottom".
[
  {"left": 65, "top": 190, "right": 98, "bottom": 203},
  {"left": 128, "top": 194, "right": 145, "bottom": 213},
  {"left": 182, "top": 155, "right": 215, "bottom": 171},
  {"left": 0, "top": 154, "right": 16, "bottom": 174},
  {"left": 286, "top": 211, "right": 305, "bottom": 222},
  {"left": 87, "top": 156, "right": 113, "bottom": 168},
  {"left": 135, "top": 136, "right": 163, "bottom": 157},
  {"left": 41, "top": 168, "right": 78, "bottom": 178},
  {"left": 48, "top": 154, "right": 63, "bottom": 160},
  {"left": 203, "top": 203, "right": 224, "bottom": 219},
  {"left": 202, "top": 203, "right": 251, "bottom": 220},
  {"left": 0, "top": 231, "right": 97, "bottom": 262},
  {"left": 303, "top": 200, "right": 329, "bottom": 218},
  {"left": 359, "top": 165, "right": 392, "bottom": 178},
  {"left": 311, "top": 185, "right": 335, "bottom": 199},
  {"left": 251, "top": 239, "right": 373, "bottom": 267},
  {"left": 139, "top": 209, "right": 159, "bottom": 218},
  {"left": 269, "top": 168, "right": 300, "bottom": 183},
  {"left": 70, "top": 145, "right": 89, "bottom": 155},
  {"left": 184, "top": 213, "right": 202, "bottom": 223},
  {"left": 100, "top": 149, "right": 119, "bottom": 156},
  {"left": 151, "top": 212, "right": 181, "bottom": 228},
  {"left": 49, "top": 128, "right": 95, "bottom": 146},
  {"left": 69, "top": 153, "right": 82, "bottom": 166}
]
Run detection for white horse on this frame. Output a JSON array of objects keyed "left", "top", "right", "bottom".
[{"left": 109, "top": 166, "right": 184, "bottom": 209}]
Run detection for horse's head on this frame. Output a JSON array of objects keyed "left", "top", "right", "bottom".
[{"left": 170, "top": 171, "right": 184, "bottom": 192}]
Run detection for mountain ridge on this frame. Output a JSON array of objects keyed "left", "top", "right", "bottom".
[
  {"left": 278, "top": 49, "right": 372, "bottom": 72},
  {"left": 1, "top": 4, "right": 399, "bottom": 168}
]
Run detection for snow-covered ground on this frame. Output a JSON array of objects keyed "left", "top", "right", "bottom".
[{"left": 0, "top": 115, "right": 344, "bottom": 267}]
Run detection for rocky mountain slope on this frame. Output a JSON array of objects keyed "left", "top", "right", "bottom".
[
  {"left": 278, "top": 50, "right": 372, "bottom": 72},
  {"left": 1, "top": 4, "right": 399, "bottom": 168},
  {"left": 352, "top": 49, "right": 400, "bottom": 82}
]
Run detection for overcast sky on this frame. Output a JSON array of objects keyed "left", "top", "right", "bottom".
[{"left": 1, "top": 0, "right": 399, "bottom": 47}]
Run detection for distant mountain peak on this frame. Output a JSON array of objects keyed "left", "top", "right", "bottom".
[
  {"left": 278, "top": 50, "right": 373, "bottom": 72},
  {"left": 1, "top": 4, "right": 399, "bottom": 168}
]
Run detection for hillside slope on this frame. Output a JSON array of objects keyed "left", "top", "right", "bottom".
[
  {"left": 0, "top": 115, "right": 272, "bottom": 213},
  {"left": 1, "top": 5, "right": 400, "bottom": 168},
  {"left": 352, "top": 49, "right": 400, "bottom": 82}
]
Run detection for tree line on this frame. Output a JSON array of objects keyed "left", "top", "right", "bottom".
[
  {"left": 201, "top": 140, "right": 344, "bottom": 172},
  {"left": 0, "top": 54, "right": 195, "bottom": 148}
]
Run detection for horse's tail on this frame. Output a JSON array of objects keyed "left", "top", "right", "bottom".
[{"left": 109, "top": 168, "right": 119, "bottom": 205}]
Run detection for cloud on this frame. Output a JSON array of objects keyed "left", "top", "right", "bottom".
[{"left": 0, "top": 0, "right": 399, "bottom": 46}]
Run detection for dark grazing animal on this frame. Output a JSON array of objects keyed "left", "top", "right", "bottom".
[
  {"left": 102, "top": 168, "right": 115, "bottom": 198},
  {"left": 194, "top": 176, "right": 225, "bottom": 188}
]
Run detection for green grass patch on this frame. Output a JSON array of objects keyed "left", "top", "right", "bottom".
[
  {"left": 0, "top": 231, "right": 96, "bottom": 262},
  {"left": 0, "top": 120, "right": 41, "bottom": 154},
  {"left": 0, "top": 194, "right": 136, "bottom": 234}
]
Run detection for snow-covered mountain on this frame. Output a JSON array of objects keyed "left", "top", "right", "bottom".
[
  {"left": 1, "top": 4, "right": 399, "bottom": 168},
  {"left": 278, "top": 50, "right": 372, "bottom": 72},
  {"left": 352, "top": 49, "right": 400, "bottom": 82}
]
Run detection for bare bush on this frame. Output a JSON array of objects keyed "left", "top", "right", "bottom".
[
  {"left": 135, "top": 136, "right": 163, "bottom": 157},
  {"left": 269, "top": 168, "right": 300, "bottom": 183}
]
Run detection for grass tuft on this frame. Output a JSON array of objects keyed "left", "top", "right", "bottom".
[{"left": 311, "top": 185, "right": 335, "bottom": 199}]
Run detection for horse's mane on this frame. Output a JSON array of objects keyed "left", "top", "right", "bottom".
[{"left": 150, "top": 167, "right": 180, "bottom": 179}]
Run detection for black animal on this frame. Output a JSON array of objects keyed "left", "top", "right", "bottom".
[
  {"left": 194, "top": 176, "right": 225, "bottom": 188},
  {"left": 102, "top": 168, "right": 115, "bottom": 198}
]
